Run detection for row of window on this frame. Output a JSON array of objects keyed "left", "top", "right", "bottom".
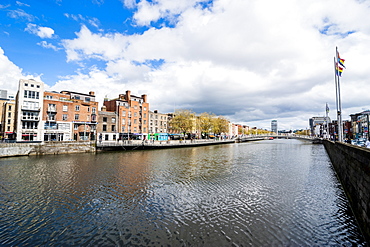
[
  {"left": 121, "top": 111, "right": 147, "bottom": 118},
  {"left": 150, "top": 114, "right": 167, "bottom": 120},
  {"left": 24, "top": 90, "right": 40, "bottom": 99},
  {"left": 24, "top": 83, "right": 40, "bottom": 88},
  {"left": 47, "top": 104, "right": 97, "bottom": 113}
]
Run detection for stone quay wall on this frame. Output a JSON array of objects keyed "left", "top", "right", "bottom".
[
  {"left": 0, "top": 141, "right": 95, "bottom": 158},
  {"left": 323, "top": 140, "right": 370, "bottom": 243}
]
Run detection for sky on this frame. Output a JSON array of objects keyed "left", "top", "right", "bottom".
[{"left": 1, "top": 0, "right": 370, "bottom": 131}]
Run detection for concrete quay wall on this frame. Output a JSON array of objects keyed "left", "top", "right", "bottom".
[
  {"left": 323, "top": 140, "right": 370, "bottom": 243},
  {"left": 0, "top": 141, "right": 95, "bottom": 158}
]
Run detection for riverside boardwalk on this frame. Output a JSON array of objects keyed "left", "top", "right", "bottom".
[{"left": 96, "top": 136, "right": 265, "bottom": 151}]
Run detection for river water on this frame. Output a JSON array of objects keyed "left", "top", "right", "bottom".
[{"left": 0, "top": 139, "right": 366, "bottom": 246}]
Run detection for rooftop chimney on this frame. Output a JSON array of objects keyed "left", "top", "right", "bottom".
[{"left": 126, "top": 90, "right": 131, "bottom": 101}]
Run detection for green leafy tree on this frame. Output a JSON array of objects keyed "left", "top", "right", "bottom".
[
  {"left": 212, "top": 116, "right": 229, "bottom": 135},
  {"left": 169, "top": 109, "right": 195, "bottom": 137},
  {"left": 197, "top": 112, "right": 215, "bottom": 138}
]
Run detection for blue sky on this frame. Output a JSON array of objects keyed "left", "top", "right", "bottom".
[{"left": 1, "top": 0, "right": 370, "bottom": 130}]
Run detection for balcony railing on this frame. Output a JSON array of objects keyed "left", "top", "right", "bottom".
[
  {"left": 22, "top": 116, "right": 39, "bottom": 121},
  {"left": 21, "top": 106, "right": 40, "bottom": 111}
]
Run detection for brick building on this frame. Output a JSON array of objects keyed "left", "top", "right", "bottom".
[
  {"left": 43, "top": 91, "right": 98, "bottom": 141},
  {"left": 103, "top": 90, "right": 149, "bottom": 140}
]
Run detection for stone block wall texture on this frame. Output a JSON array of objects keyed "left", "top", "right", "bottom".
[
  {"left": 0, "top": 141, "right": 95, "bottom": 158},
  {"left": 323, "top": 140, "right": 370, "bottom": 243}
]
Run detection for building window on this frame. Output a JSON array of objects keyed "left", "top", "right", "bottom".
[
  {"left": 92, "top": 107, "right": 96, "bottom": 114},
  {"left": 112, "top": 117, "right": 116, "bottom": 123},
  {"left": 134, "top": 119, "right": 137, "bottom": 124},
  {"left": 144, "top": 120, "right": 146, "bottom": 124},
  {"left": 37, "top": 85, "right": 40, "bottom": 88},
  {"left": 112, "top": 125, "right": 115, "bottom": 132},
  {"left": 134, "top": 112, "right": 137, "bottom": 117},
  {"left": 134, "top": 127, "right": 137, "bottom": 132},
  {"left": 122, "top": 111, "right": 126, "bottom": 116},
  {"left": 75, "top": 114, "right": 79, "bottom": 120},
  {"left": 74, "top": 124, "right": 78, "bottom": 130},
  {"left": 103, "top": 117, "right": 107, "bottom": 122},
  {"left": 24, "top": 90, "right": 38, "bottom": 99},
  {"left": 8, "top": 105, "right": 11, "bottom": 111},
  {"left": 75, "top": 105, "right": 80, "bottom": 111},
  {"left": 122, "top": 118, "right": 125, "bottom": 124},
  {"left": 62, "top": 114, "right": 68, "bottom": 121},
  {"left": 144, "top": 107, "right": 147, "bottom": 111},
  {"left": 87, "top": 107, "right": 90, "bottom": 112},
  {"left": 48, "top": 104, "right": 56, "bottom": 112},
  {"left": 134, "top": 105, "right": 137, "bottom": 109},
  {"left": 63, "top": 105, "right": 68, "bottom": 111},
  {"left": 7, "top": 126, "right": 10, "bottom": 131},
  {"left": 31, "top": 84, "right": 34, "bottom": 87},
  {"left": 144, "top": 113, "right": 146, "bottom": 118},
  {"left": 143, "top": 127, "right": 146, "bottom": 132},
  {"left": 103, "top": 125, "right": 107, "bottom": 131},
  {"left": 25, "top": 83, "right": 28, "bottom": 86},
  {"left": 8, "top": 112, "right": 11, "bottom": 118},
  {"left": 7, "top": 119, "right": 11, "bottom": 124}
]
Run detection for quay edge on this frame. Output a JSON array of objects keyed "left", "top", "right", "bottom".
[{"left": 323, "top": 140, "right": 370, "bottom": 245}]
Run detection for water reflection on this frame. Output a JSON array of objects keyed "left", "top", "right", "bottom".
[{"left": 0, "top": 139, "right": 366, "bottom": 246}]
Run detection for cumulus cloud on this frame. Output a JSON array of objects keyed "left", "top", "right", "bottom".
[
  {"left": 25, "top": 23, "right": 55, "bottom": 38},
  {"left": 0, "top": 47, "right": 42, "bottom": 96},
  {"left": 53, "top": 0, "right": 370, "bottom": 129}
]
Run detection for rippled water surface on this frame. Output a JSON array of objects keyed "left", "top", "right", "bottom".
[{"left": 0, "top": 139, "right": 366, "bottom": 246}]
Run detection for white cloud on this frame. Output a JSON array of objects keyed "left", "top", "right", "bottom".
[
  {"left": 0, "top": 47, "right": 42, "bottom": 96},
  {"left": 16, "top": 1, "right": 30, "bottom": 7},
  {"left": 54, "top": 0, "right": 370, "bottom": 129},
  {"left": 7, "top": 9, "right": 34, "bottom": 21},
  {"left": 25, "top": 23, "right": 55, "bottom": 38},
  {"left": 37, "top": 41, "right": 60, "bottom": 51}
]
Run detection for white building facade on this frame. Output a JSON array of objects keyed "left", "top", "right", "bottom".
[{"left": 15, "top": 79, "right": 44, "bottom": 141}]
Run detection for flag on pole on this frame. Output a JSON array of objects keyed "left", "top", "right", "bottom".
[
  {"left": 336, "top": 63, "right": 344, "bottom": 76},
  {"left": 326, "top": 103, "right": 329, "bottom": 113},
  {"left": 336, "top": 50, "right": 346, "bottom": 75},
  {"left": 338, "top": 56, "right": 346, "bottom": 68}
]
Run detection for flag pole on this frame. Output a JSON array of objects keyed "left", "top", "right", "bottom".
[{"left": 335, "top": 47, "right": 343, "bottom": 142}]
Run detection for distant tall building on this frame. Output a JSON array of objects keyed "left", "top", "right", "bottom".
[{"left": 271, "top": 120, "right": 277, "bottom": 134}]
